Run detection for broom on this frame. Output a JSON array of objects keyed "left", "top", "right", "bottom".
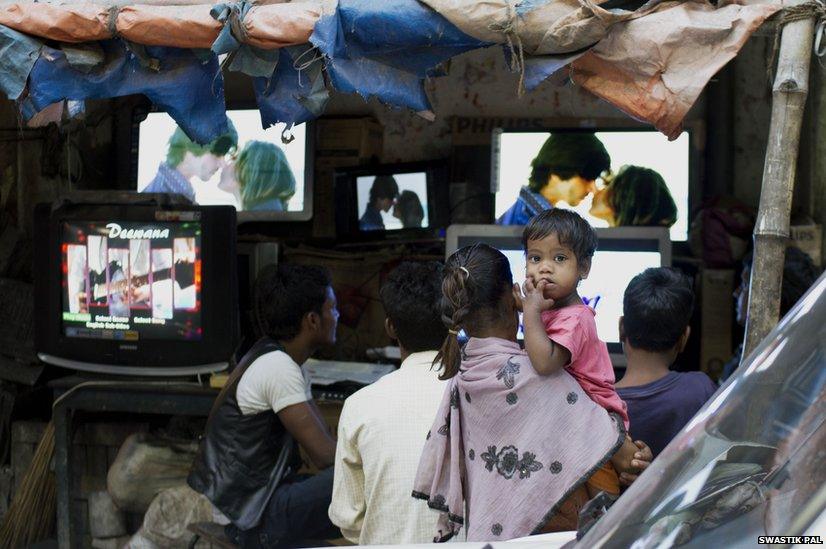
[{"left": 0, "top": 421, "right": 56, "bottom": 548}]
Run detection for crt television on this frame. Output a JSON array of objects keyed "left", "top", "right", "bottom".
[
  {"left": 446, "top": 224, "right": 671, "bottom": 366},
  {"left": 334, "top": 161, "right": 449, "bottom": 237},
  {"left": 135, "top": 109, "right": 313, "bottom": 222},
  {"left": 492, "top": 128, "right": 693, "bottom": 240},
  {"left": 34, "top": 199, "right": 239, "bottom": 376}
]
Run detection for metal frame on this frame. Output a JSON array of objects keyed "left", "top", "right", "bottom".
[{"left": 51, "top": 378, "right": 218, "bottom": 548}]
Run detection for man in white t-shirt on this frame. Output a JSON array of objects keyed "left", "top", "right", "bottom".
[
  {"left": 329, "top": 262, "right": 451, "bottom": 544},
  {"left": 188, "top": 263, "right": 340, "bottom": 548}
]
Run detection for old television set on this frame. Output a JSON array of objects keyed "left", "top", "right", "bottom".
[
  {"left": 334, "top": 161, "right": 449, "bottom": 237},
  {"left": 492, "top": 128, "right": 694, "bottom": 240},
  {"left": 446, "top": 224, "right": 671, "bottom": 366},
  {"left": 34, "top": 198, "right": 239, "bottom": 376},
  {"left": 135, "top": 109, "right": 313, "bottom": 222}
]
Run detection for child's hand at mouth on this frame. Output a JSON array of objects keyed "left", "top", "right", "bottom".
[{"left": 520, "top": 277, "right": 556, "bottom": 313}]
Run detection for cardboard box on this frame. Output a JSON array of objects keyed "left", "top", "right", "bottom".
[
  {"left": 790, "top": 224, "right": 822, "bottom": 267},
  {"left": 699, "top": 269, "right": 735, "bottom": 380},
  {"left": 313, "top": 118, "right": 383, "bottom": 237}
]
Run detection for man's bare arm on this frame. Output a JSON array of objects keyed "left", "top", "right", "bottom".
[{"left": 278, "top": 401, "right": 336, "bottom": 469}]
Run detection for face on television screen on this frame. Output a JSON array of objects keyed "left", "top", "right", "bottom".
[
  {"left": 499, "top": 246, "right": 660, "bottom": 345},
  {"left": 137, "top": 110, "right": 306, "bottom": 214},
  {"left": 62, "top": 221, "right": 202, "bottom": 341},
  {"left": 495, "top": 131, "right": 690, "bottom": 240},
  {"left": 356, "top": 172, "right": 429, "bottom": 231}
]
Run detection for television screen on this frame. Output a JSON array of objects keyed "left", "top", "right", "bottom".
[
  {"left": 356, "top": 172, "right": 429, "bottom": 231},
  {"left": 36, "top": 202, "right": 238, "bottom": 375},
  {"left": 62, "top": 221, "right": 202, "bottom": 341},
  {"left": 136, "top": 110, "right": 309, "bottom": 219},
  {"left": 494, "top": 130, "right": 690, "bottom": 240},
  {"left": 334, "top": 161, "right": 449, "bottom": 238}
]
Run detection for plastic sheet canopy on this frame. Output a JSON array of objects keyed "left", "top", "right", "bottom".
[{"left": 0, "top": 0, "right": 781, "bottom": 142}]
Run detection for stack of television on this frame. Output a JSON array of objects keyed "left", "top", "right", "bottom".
[{"left": 34, "top": 113, "right": 695, "bottom": 374}]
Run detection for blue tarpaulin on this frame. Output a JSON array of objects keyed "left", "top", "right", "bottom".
[
  {"left": 0, "top": 0, "right": 780, "bottom": 139},
  {"left": 310, "top": 0, "right": 491, "bottom": 111},
  {"left": 25, "top": 41, "right": 228, "bottom": 144},
  {"left": 255, "top": 46, "right": 329, "bottom": 130},
  {"left": 0, "top": 25, "right": 41, "bottom": 101}
]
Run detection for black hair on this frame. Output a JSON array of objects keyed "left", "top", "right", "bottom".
[
  {"left": 396, "top": 190, "right": 425, "bottom": 228},
  {"left": 369, "top": 175, "right": 400, "bottom": 205},
  {"left": 522, "top": 209, "right": 598, "bottom": 267},
  {"left": 609, "top": 166, "right": 677, "bottom": 227},
  {"left": 623, "top": 267, "right": 694, "bottom": 352},
  {"left": 435, "top": 244, "right": 514, "bottom": 380},
  {"left": 742, "top": 246, "right": 821, "bottom": 316},
  {"left": 528, "top": 133, "right": 611, "bottom": 192},
  {"left": 380, "top": 261, "right": 446, "bottom": 354},
  {"left": 252, "top": 263, "right": 332, "bottom": 341}
]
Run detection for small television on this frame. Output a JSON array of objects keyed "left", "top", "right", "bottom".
[
  {"left": 492, "top": 128, "right": 693, "bottom": 240},
  {"left": 34, "top": 198, "right": 239, "bottom": 376},
  {"left": 446, "top": 224, "right": 671, "bottom": 366},
  {"left": 334, "top": 161, "right": 449, "bottom": 237},
  {"left": 134, "top": 109, "right": 313, "bottom": 222}
]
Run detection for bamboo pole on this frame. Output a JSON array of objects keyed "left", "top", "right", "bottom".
[{"left": 742, "top": 0, "right": 816, "bottom": 358}]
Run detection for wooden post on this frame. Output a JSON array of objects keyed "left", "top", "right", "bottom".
[{"left": 743, "top": 3, "right": 816, "bottom": 358}]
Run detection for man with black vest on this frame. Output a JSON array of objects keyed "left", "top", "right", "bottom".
[{"left": 188, "top": 263, "right": 340, "bottom": 548}]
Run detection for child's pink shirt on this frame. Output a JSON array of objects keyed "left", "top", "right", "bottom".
[{"left": 541, "top": 304, "right": 630, "bottom": 430}]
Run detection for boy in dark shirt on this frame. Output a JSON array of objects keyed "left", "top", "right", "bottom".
[{"left": 615, "top": 267, "right": 717, "bottom": 457}]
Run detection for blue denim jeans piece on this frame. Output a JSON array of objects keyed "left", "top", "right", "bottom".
[{"left": 225, "top": 467, "right": 339, "bottom": 548}]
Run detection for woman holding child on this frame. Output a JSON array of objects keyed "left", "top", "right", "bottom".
[{"left": 414, "top": 210, "right": 650, "bottom": 541}]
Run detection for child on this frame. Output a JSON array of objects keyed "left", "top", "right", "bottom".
[
  {"left": 615, "top": 267, "right": 718, "bottom": 456},
  {"left": 413, "top": 244, "right": 650, "bottom": 542},
  {"left": 518, "top": 209, "right": 629, "bottom": 429}
]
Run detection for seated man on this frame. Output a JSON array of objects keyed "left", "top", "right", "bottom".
[
  {"left": 188, "top": 264, "right": 340, "bottom": 548},
  {"left": 329, "top": 261, "right": 449, "bottom": 544},
  {"left": 616, "top": 267, "right": 718, "bottom": 457}
]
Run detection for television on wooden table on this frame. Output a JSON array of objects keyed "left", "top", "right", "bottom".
[{"left": 34, "top": 198, "right": 238, "bottom": 376}]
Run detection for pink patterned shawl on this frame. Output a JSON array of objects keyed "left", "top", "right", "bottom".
[{"left": 412, "top": 337, "right": 624, "bottom": 541}]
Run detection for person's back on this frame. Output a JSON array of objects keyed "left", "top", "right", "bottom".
[
  {"left": 330, "top": 262, "right": 448, "bottom": 544},
  {"left": 617, "top": 370, "right": 716, "bottom": 456},
  {"left": 615, "top": 267, "right": 717, "bottom": 457},
  {"left": 333, "top": 352, "right": 444, "bottom": 543}
]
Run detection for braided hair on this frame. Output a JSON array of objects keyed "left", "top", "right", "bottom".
[{"left": 435, "top": 244, "right": 514, "bottom": 380}]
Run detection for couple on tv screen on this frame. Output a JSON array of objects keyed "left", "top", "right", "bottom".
[
  {"left": 140, "top": 120, "right": 296, "bottom": 212},
  {"left": 497, "top": 132, "right": 679, "bottom": 232},
  {"left": 358, "top": 173, "right": 427, "bottom": 232}
]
